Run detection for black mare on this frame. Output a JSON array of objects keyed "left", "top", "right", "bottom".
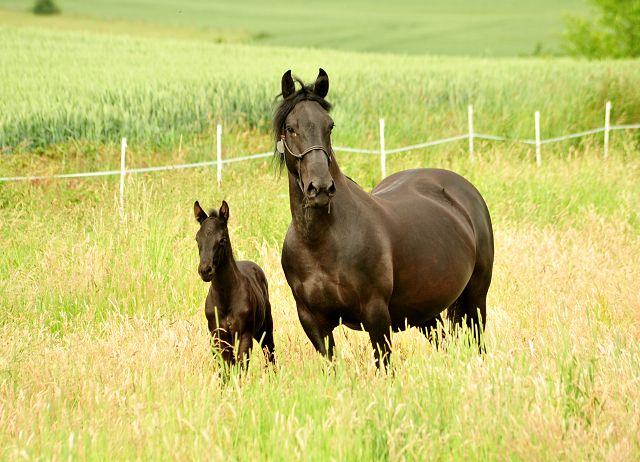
[{"left": 274, "top": 69, "right": 494, "bottom": 367}]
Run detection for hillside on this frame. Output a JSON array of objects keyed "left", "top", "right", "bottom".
[{"left": 0, "top": 0, "right": 588, "bottom": 56}]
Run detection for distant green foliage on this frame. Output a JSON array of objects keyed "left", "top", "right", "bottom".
[
  {"left": 32, "top": 0, "right": 61, "bottom": 15},
  {"left": 561, "top": 0, "right": 640, "bottom": 58}
]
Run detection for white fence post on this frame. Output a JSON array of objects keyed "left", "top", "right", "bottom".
[
  {"left": 468, "top": 105, "right": 474, "bottom": 162},
  {"left": 535, "top": 111, "right": 541, "bottom": 167},
  {"left": 217, "top": 124, "right": 222, "bottom": 185},
  {"left": 380, "top": 119, "right": 386, "bottom": 179},
  {"left": 604, "top": 101, "right": 611, "bottom": 159},
  {"left": 120, "top": 138, "right": 127, "bottom": 214}
]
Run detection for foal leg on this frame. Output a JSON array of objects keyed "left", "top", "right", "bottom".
[
  {"left": 255, "top": 302, "right": 276, "bottom": 365},
  {"left": 297, "top": 303, "right": 335, "bottom": 361},
  {"left": 236, "top": 332, "right": 254, "bottom": 371}
]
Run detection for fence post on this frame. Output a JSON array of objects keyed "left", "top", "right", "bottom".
[
  {"left": 380, "top": 119, "right": 386, "bottom": 179},
  {"left": 120, "top": 138, "right": 127, "bottom": 214},
  {"left": 604, "top": 101, "right": 611, "bottom": 159},
  {"left": 535, "top": 111, "right": 541, "bottom": 167},
  {"left": 217, "top": 124, "right": 222, "bottom": 185},
  {"left": 468, "top": 105, "right": 474, "bottom": 162}
]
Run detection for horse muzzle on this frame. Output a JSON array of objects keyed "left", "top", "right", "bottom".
[
  {"left": 198, "top": 263, "right": 214, "bottom": 282},
  {"left": 306, "top": 180, "right": 336, "bottom": 209}
]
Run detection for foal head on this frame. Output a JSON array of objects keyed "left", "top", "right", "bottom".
[
  {"left": 193, "top": 200, "right": 230, "bottom": 282},
  {"left": 273, "top": 69, "right": 336, "bottom": 209}
]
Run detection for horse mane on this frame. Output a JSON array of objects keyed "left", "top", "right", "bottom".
[
  {"left": 271, "top": 76, "right": 332, "bottom": 170},
  {"left": 344, "top": 174, "right": 359, "bottom": 186},
  {"left": 207, "top": 208, "right": 219, "bottom": 218}
]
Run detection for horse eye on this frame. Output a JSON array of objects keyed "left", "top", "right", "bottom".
[
  {"left": 286, "top": 126, "right": 294, "bottom": 133},
  {"left": 220, "top": 238, "right": 227, "bottom": 245}
]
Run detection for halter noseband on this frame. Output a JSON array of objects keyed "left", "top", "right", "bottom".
[{"left": 278, "top": 134, "right": 332, "bottom": 195}]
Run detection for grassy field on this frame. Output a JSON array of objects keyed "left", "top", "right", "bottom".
[
  {"left": 0, "top": 0, "right": 588, "bottom": 56},
  {"left": 2, "top": 21, "right": 640, "bottom": 461},
  {"left": 1, "top": 140, "right": 639, "bottom": 460},
  {"left": 3, "top": 27, "right": 640, "bottom": 152},
  {"left": 0, "top": 9, "right": 251, "bottom": 43}
]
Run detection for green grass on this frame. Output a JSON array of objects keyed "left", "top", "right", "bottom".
[
  {"left": 0, "top": 0, "right": 588, "bottom": 56},
  {"left": 1, "top": 144, "right": 640, "bottom": 460},
  {"left": 2, "top": 27, "right": 640, "bottom": 153}
]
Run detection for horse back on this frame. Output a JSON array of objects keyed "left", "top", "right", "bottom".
[{"left": 372, "top": 168, "right": 492, "bottom": 248}]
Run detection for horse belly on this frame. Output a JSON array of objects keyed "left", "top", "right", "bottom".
[{"left": 387, "top": 214, "right": 476, "bottom": 327}]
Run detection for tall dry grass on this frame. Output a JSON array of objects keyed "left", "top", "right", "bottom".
[{"left": 1, "top": 142, "right": 639, "bottom": 460}]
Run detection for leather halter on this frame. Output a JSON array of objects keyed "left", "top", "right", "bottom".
[{"left": 280, "top": 134, "right": 332, "bottom": 194}]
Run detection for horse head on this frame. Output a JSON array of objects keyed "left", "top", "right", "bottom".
[
  {"left": 193, "top": 200, "right": 230, "bottom": 282},
  {"left": 274, "top": 69, "right": 336, "bottom": 210}
]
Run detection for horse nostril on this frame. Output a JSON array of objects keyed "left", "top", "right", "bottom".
[
  {"left": 328, "top": 182, "right": 336, "bottom": 196},
  {"left": 306, "top": 182, "right": 317, "bottom": 197}
]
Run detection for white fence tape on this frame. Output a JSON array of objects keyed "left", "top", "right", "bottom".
[
  {"left": 604, "top": 102, "right": 611, "bottom": 159},
  {"left": 119, "top": 138, "right": 127, "bottom": 213},
  {"left": 332, "top": 146, "right": 380, "bottom": 154},
  {"left": 2, "top": 113, "right": 639, "bottom": 183},
  {"left": 385, "top": 134, "right": 471, "bottom": 154}
]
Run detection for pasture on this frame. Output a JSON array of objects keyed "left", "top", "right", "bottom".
[
  {"left": 1, "top": 26, "right": 640, "bottom": 460},
  {"left": 0, "top": 0, "right": 588, "bottom": 56}
]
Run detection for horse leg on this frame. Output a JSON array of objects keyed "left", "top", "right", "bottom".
[
  {"left": 210, "top": 328, "right": 234, "bottom": 372},
  {"left": 417, "top": 314, "right": 445, "bottom": 348},
  {"left": 236, "top": 332, "right": 254, "bottom": 371},
  {"left": 362, "top": 301, "right": 393, "bottom": 370},
  {"left": 447, "top": 274, "right": 490, "bottom": 353},
  {"left": 297, "top": 303, "right": 336, "bottom": 361},
  {"left": 255, "top": 302, "right": 276, "bottom": 365}
]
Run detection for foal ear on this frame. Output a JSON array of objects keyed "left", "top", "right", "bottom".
[
  {"left": 313, "top": 68, "right": 329, "bottom": 99},
  {"left": 219, "top": 200, "right": 230, "bottom": 223},
  {"left": 282, "top": 70, "right": 295, "bottom": 99},
  {"left": 194, "top": 201, "right": 208, "bottom": 224}
]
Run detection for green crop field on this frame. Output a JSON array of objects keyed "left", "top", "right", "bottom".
[
  {"left": 3, "top": 27, "right": 640, "bottom": 153},
  {"left": 0, "top": 0, "right": 588, "bottom": 56},
  {"left": 2, "top": 24, "right": 640, "bottom": 461}
]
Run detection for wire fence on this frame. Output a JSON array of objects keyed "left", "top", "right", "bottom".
[{"left": 2, "top": 102, "right": 639, "bottom": 213}]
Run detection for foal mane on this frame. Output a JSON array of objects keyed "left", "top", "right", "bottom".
[{"left": 271, "top": 76, "right": 332, "bottom": 170}]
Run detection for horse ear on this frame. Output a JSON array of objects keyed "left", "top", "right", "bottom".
[
  {"left": 219, "top": 200, "right": 230, "bottom": 223},
  {"left": 194, "top": 201, "right": 208, "bottom": 224},
  {"left": 282, "top": 70, "right": 295, "bottom": 99},
  {"left": 313, "top": 68, "right": 329, "bottom": 98}
]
